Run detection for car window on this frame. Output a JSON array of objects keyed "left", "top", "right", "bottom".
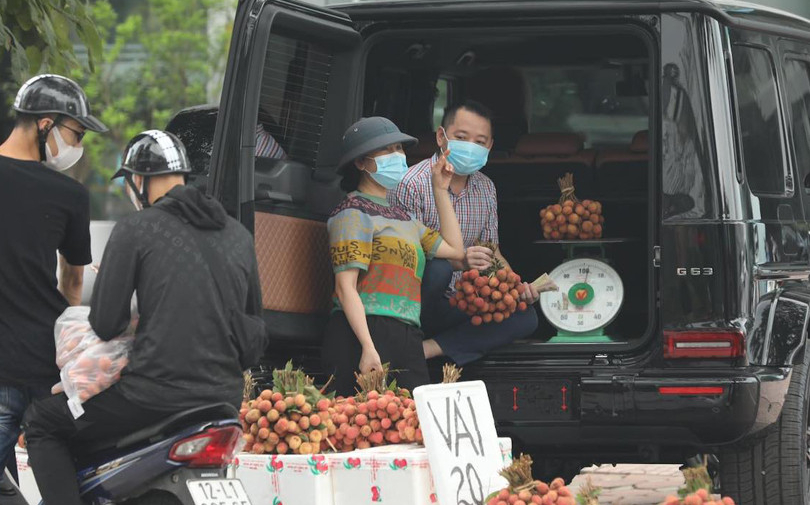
[
  {"left": 433, "top": 77, "right": 449, "bottom": 130},
  {"left": 784, "top": 57, "right": 810, "bottom": 194},
  {"left": 731, "top": 45, "right": 787, "bottom": 197},
  {"left": 257, "top": 34, "right": 333, "bottom": 167},
  {"left": 524, "top": 65, "right": 649, "bottom": 147}
]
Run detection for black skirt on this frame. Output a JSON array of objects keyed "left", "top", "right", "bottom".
[{"left": 321, "top": 311, "right": 431, "bottom": 397}]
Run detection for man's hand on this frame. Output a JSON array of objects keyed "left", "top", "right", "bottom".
[
  {"left": 359, "top": 344, "right": 383, "bottom": 374},
  {"left": 465, "top": 246, "right": 493, "bottom": 271},
  {"left": 431, "top": 149, "right": 455, "bottom": 191},
  {"left": 519, "top": 281, "right": 540, "bottom": 304}
]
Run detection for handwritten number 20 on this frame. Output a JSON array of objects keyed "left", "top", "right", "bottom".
[{"left": 452, "top": 464, "right": 484, "bottom": 505}]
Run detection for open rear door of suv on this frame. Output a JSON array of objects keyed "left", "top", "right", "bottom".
[{"left": 209, "top": 0, "right": 362, "bottom": 371}]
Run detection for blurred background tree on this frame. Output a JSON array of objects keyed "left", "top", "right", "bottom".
[
  {"left": 0, "top": 0, "right": 103, "bottom": 82},
  {"left": 0, "top": 0, "right": 235, "bottom": 220},
  {"left": 70, "top": 0, "right": 234, "bottom": 219},
  {"left": 0, "top": 0, "right": 103, "bottom": 143}
]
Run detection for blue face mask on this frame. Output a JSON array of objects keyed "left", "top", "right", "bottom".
[
  {"left": 368, "top": 152, "right": 409, "bottom": 189},
  {"left": 443, "top": 130, "right": 490, "bottom": 175}
]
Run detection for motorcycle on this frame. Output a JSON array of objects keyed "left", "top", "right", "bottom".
[{"left": 8, "top": 403, "right": 250, "bottom": 505}]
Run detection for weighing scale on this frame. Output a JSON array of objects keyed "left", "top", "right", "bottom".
[{"left": 535, "top": 239, "right": 628, "bottom": 343}]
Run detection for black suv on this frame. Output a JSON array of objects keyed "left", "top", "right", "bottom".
[{"left": 166, "top": 1, "right": 810, "bottom": 503}]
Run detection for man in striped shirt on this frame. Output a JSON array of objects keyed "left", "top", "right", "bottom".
[
  {"left": 255, "top": 123, "right": 286, "bottom": 159},
  {"left": 391, "top": 101, "right": 539, "bottom": 365}
]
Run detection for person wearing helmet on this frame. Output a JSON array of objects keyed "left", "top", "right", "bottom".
[
  {"left": 322, "top": 117, "right": 465, "bottom": 396},
  {"left": 22, "top": 130, "right": 267, "bottom": 505},
  {"left": 0, "top": 74, "right": 106, "bottom": 495}
]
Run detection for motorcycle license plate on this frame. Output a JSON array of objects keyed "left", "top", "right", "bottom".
[{"left": 186, "top": 479, "right": 251, "bottom": 505}]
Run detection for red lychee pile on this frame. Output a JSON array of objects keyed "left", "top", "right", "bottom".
[
  {"left": 488, "top": 455, "right": 575, "bottom": 505},
  {"left": 239, "top": 362, "right": 333, "bottom": 455},
  {"left": 540, "top": 173, "right": 604, "bottom": 240},
  {"left": 451, "top": 264, "right": 528, "bottom": 325},
  {"left": 326, "top": 367, "right": 423, "bottom": 451},
  {"left": 660, "top": 491, "right": 735, "bottom": 505},
  {"left": 239, "top": 363, "right": 425, "bottom": 454},
  {"left": 325, "top": 389, "right": 422, "bottom": 451}
]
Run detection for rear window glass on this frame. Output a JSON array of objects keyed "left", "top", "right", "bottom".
[
  {"left": 364, "top": 32, "right": 650, "bottom": 151},
  {"left": 731, "top": 45, "right": 787, "bottom": 196},
  {"left": 524, "top": 66, "right": 649, "bottom": 147},
  {"left": 257, "top": 34, "right": 333, "bottom": 167},
  {"left": 433, "top": 77, "right": 450, "bottom": 130},
  {"left": 784, "top": 57, "right": 810, "bottom": 188}
]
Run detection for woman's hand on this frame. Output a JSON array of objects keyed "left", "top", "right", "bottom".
[
  {"left": 431, "top": 149, "right": 455, "bottom": 191},
  {"left": 359, "top": 344, "right": 383, "bottom": 374}
]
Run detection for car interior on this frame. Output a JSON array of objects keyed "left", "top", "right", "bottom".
[{"left": 245, "top": 26, "right": 655, "bottom": 358}]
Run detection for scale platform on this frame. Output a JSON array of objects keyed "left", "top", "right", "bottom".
[{"left": 547, "top": 334, "right": 617, "bottom": 343}]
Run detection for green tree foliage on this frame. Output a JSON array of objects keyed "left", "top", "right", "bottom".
[
  {"left": 68, "top": 0, "right": 234, "bottom": 218},
  {"left": 0, "top": 0, "right": 102, "bottom": 81}
]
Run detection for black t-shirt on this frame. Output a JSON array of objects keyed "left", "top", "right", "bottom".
[{"left": 0, "top": 155, "right": 92, "bottom": 387}]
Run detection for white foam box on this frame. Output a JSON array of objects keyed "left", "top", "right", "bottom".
[
  {"left": 330, "top": 444, "right": 436, "bottom": 505},
  {"left": 232, "top": 453, "right": 334, "bottom": 505},
  {"left": 14, "top": 447, "right": 42, "bottom": 505}
]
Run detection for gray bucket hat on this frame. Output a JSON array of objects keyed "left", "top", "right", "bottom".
[{"left": 337, "top": 117, "right": 417, "bottom": 173}]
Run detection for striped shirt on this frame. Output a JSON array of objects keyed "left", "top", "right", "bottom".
[
  {"left": 328, "top": 192, "right": 442, "bottom": 327},
  {"left": 389, "top": 155, "right": 499, "bottom": 291},
  {"left": 255, "top": 124, "right": 286, "bottom": 159}
]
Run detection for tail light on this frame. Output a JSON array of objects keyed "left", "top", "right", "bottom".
[
  {"left": 658, "top": 386, "right": 725, "bottom": 395},
  {"left": 169, "top": 426, "right": 242, "bottom": 468},
  {"left": 663, "top": 330, "right": 745, "bottom": 359}
]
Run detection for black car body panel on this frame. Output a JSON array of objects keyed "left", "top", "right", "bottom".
[{"left": 177, "top": 0, "right": 810, "bottom": 463}]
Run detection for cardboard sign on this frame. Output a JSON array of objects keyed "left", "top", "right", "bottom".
[{"left": 414, "top": 381, "right": 507, "bottom": 505}]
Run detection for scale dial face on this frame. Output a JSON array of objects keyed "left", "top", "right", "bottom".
[{"left": 540, "top": 258, "right": 624, "bottom": 334}]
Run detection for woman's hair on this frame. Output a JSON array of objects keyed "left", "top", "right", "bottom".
[{"left": 340, "top": 161, "right": 362, "bottom": 193}]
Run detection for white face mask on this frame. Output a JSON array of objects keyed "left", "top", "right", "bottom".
[
  {"left": 44, "top": 126, "right": 84, "bottom": 172},
  {"left": 126, "top": 178, "right": 144, "bottom": 211}
]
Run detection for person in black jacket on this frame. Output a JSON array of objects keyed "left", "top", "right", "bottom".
[
  {"left": 22, "top": 130, "right": 267, "bottom": 505},
  {"left": 0, "top": 74, "right": 107, "bottom": 497}
]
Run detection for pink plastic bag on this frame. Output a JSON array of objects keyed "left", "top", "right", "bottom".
[{"left": 52, "top": 307, "right": 135, "bottom": 417}]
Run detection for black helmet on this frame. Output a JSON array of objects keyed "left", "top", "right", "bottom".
[
  {"left": 13, "top": 74, "right": 107, "bottom": 132},
  {"left": 113, "top": 130, "right": 192, "bottom": 210},
  {"left": 113, "top": 130, "right": 192, "bottom": 179}
]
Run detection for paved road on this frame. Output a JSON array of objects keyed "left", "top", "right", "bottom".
[{"left": 570, "top": 464, "right": 687, "bottom": 505}]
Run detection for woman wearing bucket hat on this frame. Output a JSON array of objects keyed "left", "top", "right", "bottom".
[{"left": 322, "top": 117, "right": 465, "bottom": 395}]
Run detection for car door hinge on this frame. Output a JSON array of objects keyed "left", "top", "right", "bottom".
[{"left": 653, "top": 245, "right": 661, "bottom": 268}]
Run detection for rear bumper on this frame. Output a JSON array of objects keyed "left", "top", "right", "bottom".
[{"left": 489, "top": 366, "right": 791, "bottom": 450}]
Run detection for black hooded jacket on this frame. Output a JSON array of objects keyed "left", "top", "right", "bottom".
[{"left": 89, "top": 185, "right": 264, "bottom": 410}]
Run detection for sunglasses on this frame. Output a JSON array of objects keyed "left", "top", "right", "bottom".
[{"left": 57, "top": 122, "right": 86, "bottom": 143}]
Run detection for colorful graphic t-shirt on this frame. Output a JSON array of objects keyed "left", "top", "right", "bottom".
[{"left": 327, "top": 192, "right": 443, "bottom": 326}]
